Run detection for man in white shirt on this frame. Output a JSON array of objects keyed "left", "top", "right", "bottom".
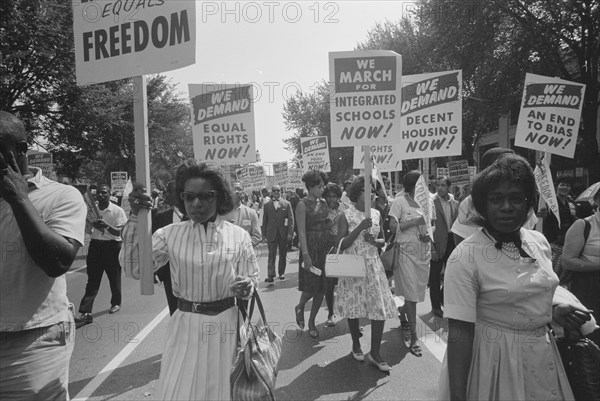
[
  {"left": 224, "top": 182, "right": 262, "bottom": 247},
  {"left": 75, "top": 183, "right": 127, "bottom": 324}
]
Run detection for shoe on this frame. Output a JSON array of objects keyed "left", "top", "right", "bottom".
[
  {"left": 351, "top": 349, "right": 364, "bottom": 362},
  {"left": 294, "top": 305, "right": 305, "bottom": 329},
  {"left": 109, "top": 305, "right": 120, "bottom": 314},
  {"left": 432, "top": 308, "right": 443, "bottom": 318},
  {"left": 264, "top": 277, "right": 274, "bottom": 284},
  {"left": 75, "top": 313, "right": 93, "bottom": 327},
  {"left": 308, "top": 325, "right": 319, "bottom": 339},
  {"left": 408, "top": 343, "right": 423, "bottom": 357},
  {"left": 279, "top": 275, "right": 285, "bottom": 280},
  {"left": 366, "top": 353, "right": 391, "bottom": 372},
  {"left": 325, "top": 317, "right": 336, "bottom": 327}
]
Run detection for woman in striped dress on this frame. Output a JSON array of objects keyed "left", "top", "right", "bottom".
[{"left": 120, "top": 160, "right": 259, "bottom": 400}]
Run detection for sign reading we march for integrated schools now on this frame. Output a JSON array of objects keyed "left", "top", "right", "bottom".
[
  {"left": 301, "top": 136, "right": 331, "bottom": 173},
  {"left": 329, "top": 51, "right": 402, "bottom": 147},
  {"left": 189, "top": 84, "right": 256, "bottom": 164},
  {"left": 400, "top": 71, "right": 462, "bottom": 159},
  {"left": 515, "top": 74, "right": 585, "bottom": 158},
  {"left": 72, "top": 0, "right": 195, "bottom": 85},
  {"left": 353, "top": 145, "right": 403, "bottom": 172}
]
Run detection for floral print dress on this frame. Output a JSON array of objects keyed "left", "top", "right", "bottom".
[{"left": 334, "top": 205, "right": 397, "bottom": 320}]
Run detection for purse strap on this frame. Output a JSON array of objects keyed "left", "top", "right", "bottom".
[{"left": 246, "top": 290, "right": 268, "bottom": 325}]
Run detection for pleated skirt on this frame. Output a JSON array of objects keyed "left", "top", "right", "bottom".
[{"left": 157, "top": 307, "right": 238, "bottom": 400}]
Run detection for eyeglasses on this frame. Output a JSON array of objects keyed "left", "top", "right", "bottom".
[
  {"left": 180, "top": 190, "right": 217, "bottom": 202},
  {"left": 487, "top": 194, "right": 528, "bottom": 207},
  {"left": 272, "top": 189, "right": 281, "bottom": 192}
]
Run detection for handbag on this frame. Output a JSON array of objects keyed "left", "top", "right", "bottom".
[
  {"left": 325, "top": 239, "right": 367, "bottom": 278},
  {"left": 379, "top": 242, "right": 396, "bottom": 273},
  {"left": 555, "top": 328, "right": 600, "bottom": 401},
  {"left": 231, "top": 291, "right": 282, "bottom": 401}
]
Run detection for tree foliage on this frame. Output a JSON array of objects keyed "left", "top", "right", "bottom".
[
  {"left": 282, "top": 82, "right": 355, "bottom": 184},
  {"left": 0, "top": 0, "right": 192, "bottom": 186}
]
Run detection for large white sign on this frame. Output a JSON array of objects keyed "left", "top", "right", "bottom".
[
  {"left": 515, "top": 73, "right": 585, "bottom": 158},
  {"left": 400, "top": 70, "right": 462, "bottom": 159},
  {"left": 189, "top": 84, "right": 256, "bottom": 164},
  {"left": 73, "top": 0, "right": 196, "bottom": 85},
  {"left": 301, "top": 136, "right": 331, "bottom": 173},
  {"left": 353, "top": 144, "right": 402, "bottom": 172},
  {"left": 329, "top": 50, "right": 402, "bottom": 147}
]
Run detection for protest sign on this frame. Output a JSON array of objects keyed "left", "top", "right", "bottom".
[
  {"left": 111, "top": 171, "right": 128, "bottom": 195},
  {"left": 27, "top": 152, "right": 55, "bottom": 179},
  {"left": 236, "top": 165, "right": 266, "bottom": 192},
  {"left": 189, "top": 84, "right": 256, "bottom": 164},
  {"left": 400, "top": 70, "right": 462, "bottom": 159},
  {"left": 72, "top": 0, "right": 195, "bottom": 85},
  {"left": 353, "top": 144, "right": 403, "bottom": 172},
  {"left": 515, "top": 74, "right": 585, "bottom": 158},
  {"left": 273, "top": 162, "right": 288, "bottom": 185},
  {"left": 329, "top": 50, "right": 402, "bottom": 147},
  {"left": 436, "top": 167, "right": 449, "bottom": 178},
  {"left": 447, "top": 160, "right": 470, "bottom": 187},
  {"left": 301, "top": 136, "right": 331, "bottom": 173},
  {"left": 415, "top": 174, "right": 434, "bottom": 240},
  {"left": 287, "top": 167, "right": 304, "bottom": 189},
  {"left": 534, "top": 155, "right": 560, "bottom": 228}
]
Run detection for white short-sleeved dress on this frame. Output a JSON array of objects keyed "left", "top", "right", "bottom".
[{"left": 438, "top": 228, "right": 574, "bottom": 401}]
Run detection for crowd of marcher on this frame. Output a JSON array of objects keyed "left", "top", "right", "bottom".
[{"left": 1, "top": 109, "right": 599, "bottom": 400}]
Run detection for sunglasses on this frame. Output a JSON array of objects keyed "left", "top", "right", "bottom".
[{"left": 180, "top": 190, "right": 217, "bottom": 202}]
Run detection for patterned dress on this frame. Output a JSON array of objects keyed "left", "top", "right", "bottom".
[
  {"left": 335, "top": 205, "right": 397, "bottom": 320},
  {"left": 298, "top": 197, "right": 330, "bottom": 293}
]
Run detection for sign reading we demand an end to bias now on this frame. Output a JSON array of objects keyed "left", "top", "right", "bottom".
[
  {"left": 189, "top": 84, "right": 256, "bottom": 164},
  {"left": 72, "top": 0, "right": 195, "bottom": 85},
  {"left": 329, "top": 51, "right": 402, "bottom": 147},
  {"left": 400, "top": 70, "right": 462, "bottom": 159},
  {"left": 515, "top": 74, "right": 585, "bottom": 158},
  {"left": 301, "top": 136, "right": 331, "bottom": 173}
]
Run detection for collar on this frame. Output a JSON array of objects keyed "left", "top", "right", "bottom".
[
  {"left": 26, "top": 167, "right": 53, "bottom": 190},
  {"left": 193, "top": 214, "right": 223, "bottom": 232}
]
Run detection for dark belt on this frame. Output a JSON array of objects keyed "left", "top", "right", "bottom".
[{"left": 177, "top": 297, "right": 236, "bottom": 315}]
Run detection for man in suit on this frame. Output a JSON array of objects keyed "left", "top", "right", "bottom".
[
  {"left": 152, "top": 181, "right": 184, "bottom": 315},
  {"left": 286, "top": 188, "right": 300, "bottom": 250},
  {"left": 430, "top": 176, "right": 458, "bottom": 318},
  {"left": 262, "top": 185, "right": 294, "bottom": 283}
]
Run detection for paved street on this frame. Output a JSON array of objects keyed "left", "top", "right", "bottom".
[{"left": 67, "top": 242, "right": 448, "bottom": 400}]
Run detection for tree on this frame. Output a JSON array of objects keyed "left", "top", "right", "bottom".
[{"left": 282, "top": 82, "right": 355, "bottom": 184}]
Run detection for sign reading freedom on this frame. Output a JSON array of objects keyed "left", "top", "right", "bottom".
[{"left": 73, "top": 0, "right": 196, "bottom": 85}]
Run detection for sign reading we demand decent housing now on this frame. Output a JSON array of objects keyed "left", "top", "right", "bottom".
[
  {"left": 189, "top": 84, "right": 256, "bottom": 165},
  {"left": 72, "top": 0, "right": 195, "bottom": 85},
  {"left": 515, "top": 73, "right": 586, "bottom": 158},
  {"left": 301, "top": 136, "right": 331, "bottom": 173},
  {"left": 400, "top": 71, "right": 462, "bottom": 159},
  {"left": 329, "top": 51, "right": 402, "bottom": 147}
]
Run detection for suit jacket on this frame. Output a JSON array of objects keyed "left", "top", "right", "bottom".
[
  {"left": 262, "top": 198, "right": 294, "bottom": 242},
  {"left": 432, "top": 194, "right": 458, "bottom": 261}
]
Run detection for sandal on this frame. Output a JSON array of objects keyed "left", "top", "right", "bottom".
[
  {"left": 409, "top": 343, "right": 423, "bottom": 357},
  {"left": 308, "top": 324, "right": 319, "bottom": 339},
  {"left": 295, "top": 305, "right": 305, "bottom": 329},
  {"left": 325, "top": 317, "right": 336, "bottom": 327}
]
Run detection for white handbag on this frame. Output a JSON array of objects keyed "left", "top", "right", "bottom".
[{"left": 325, "top": 239, "right": 367, "bottom": 278}]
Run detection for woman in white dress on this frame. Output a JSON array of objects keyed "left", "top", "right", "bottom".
[
  {"left": 335, "top": 176, "right": 397, "bottom": 371},
  {"left": 440, "top": 154, "right": 592, "bottom": 401},
  {"left": 120, "top": 160, "right": 259, "bottom": 400}
]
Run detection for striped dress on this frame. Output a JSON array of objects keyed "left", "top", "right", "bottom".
[{"left": 120, "top": 215, "right": 259, "bottom": 400}]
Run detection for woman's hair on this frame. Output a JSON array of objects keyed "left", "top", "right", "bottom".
[
  {"left": 402, "top": 170, "right": 421, "bottom": 193},
  {"left": 471, "top": 154, "right": 536, "bottom": 218},
  {"left": 323, "top": 182, "right": 342, "bottom": 199},
  {"left": 302, "top": 170, "right": 328, "bottom": 190},
  {"left": 174, "top": 159, "right": 235, "bottom": 215}
]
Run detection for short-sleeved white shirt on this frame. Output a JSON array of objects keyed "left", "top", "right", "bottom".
[
  {"left": 90, "top": 201, "right": 127, "bottom": 241},
  {"left": 0, "top": 168, "right": 87, "bottom": 331}
]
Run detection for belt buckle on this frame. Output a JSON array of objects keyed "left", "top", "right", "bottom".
[{"left": 192, "top": 302, "right": 205, "bottom": 313}]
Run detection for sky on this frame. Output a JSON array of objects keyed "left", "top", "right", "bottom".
[{"left": 164, "top": 1, "right": 408, "bottom": 173}]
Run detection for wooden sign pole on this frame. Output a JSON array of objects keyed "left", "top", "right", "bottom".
[
  {"left": 364, "top": 146, "right": 372, "bottom": 218},
  {"left": 133, "top": 75, "right": 154, "bottom": 295}
]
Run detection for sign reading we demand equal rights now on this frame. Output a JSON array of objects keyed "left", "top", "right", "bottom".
[
  {"left": 515, "top": 73, "right": 585, "bottom": 158},
  {"left": 72, "top": 0, "right": 195, "bottom": 85},
  {"left": 329, "top": 51, "right": 402, "bottom": 147},
  {"left": 189, "top": 84, "right": 256, "bottom": 165},
  {"left": 301, "top": 136, "right": 331, "bottom": 173},
  {"left": 400, "top": 71, "right": 462, "bottom": 159}
]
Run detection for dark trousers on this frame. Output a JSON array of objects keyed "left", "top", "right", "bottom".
[
  {"left": 267, "top": 235, "right": 288, "bottom": 277},
  {"left": 79, "top": 240, "right": 122, "bottom": 313},
  {"left": 155, "top": 264, "right": 178, "bottom": 316},
  {"left": 429, "top": 234, "right": 455, "bottom": 310}
]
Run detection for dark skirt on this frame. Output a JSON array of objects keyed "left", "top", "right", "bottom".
[{"left": 298, "top": 230, "right": 330, "bottom": 293}]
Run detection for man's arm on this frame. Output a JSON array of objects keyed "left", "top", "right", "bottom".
[
  {"left": 248, "top": 209, "right": 262, "bottom": 247},
  {"left": 287, "top": 201, "right": 294, "bottom": 239},
  {"left": 261, "top": 202, "right": 268, "bottom": 239}
]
